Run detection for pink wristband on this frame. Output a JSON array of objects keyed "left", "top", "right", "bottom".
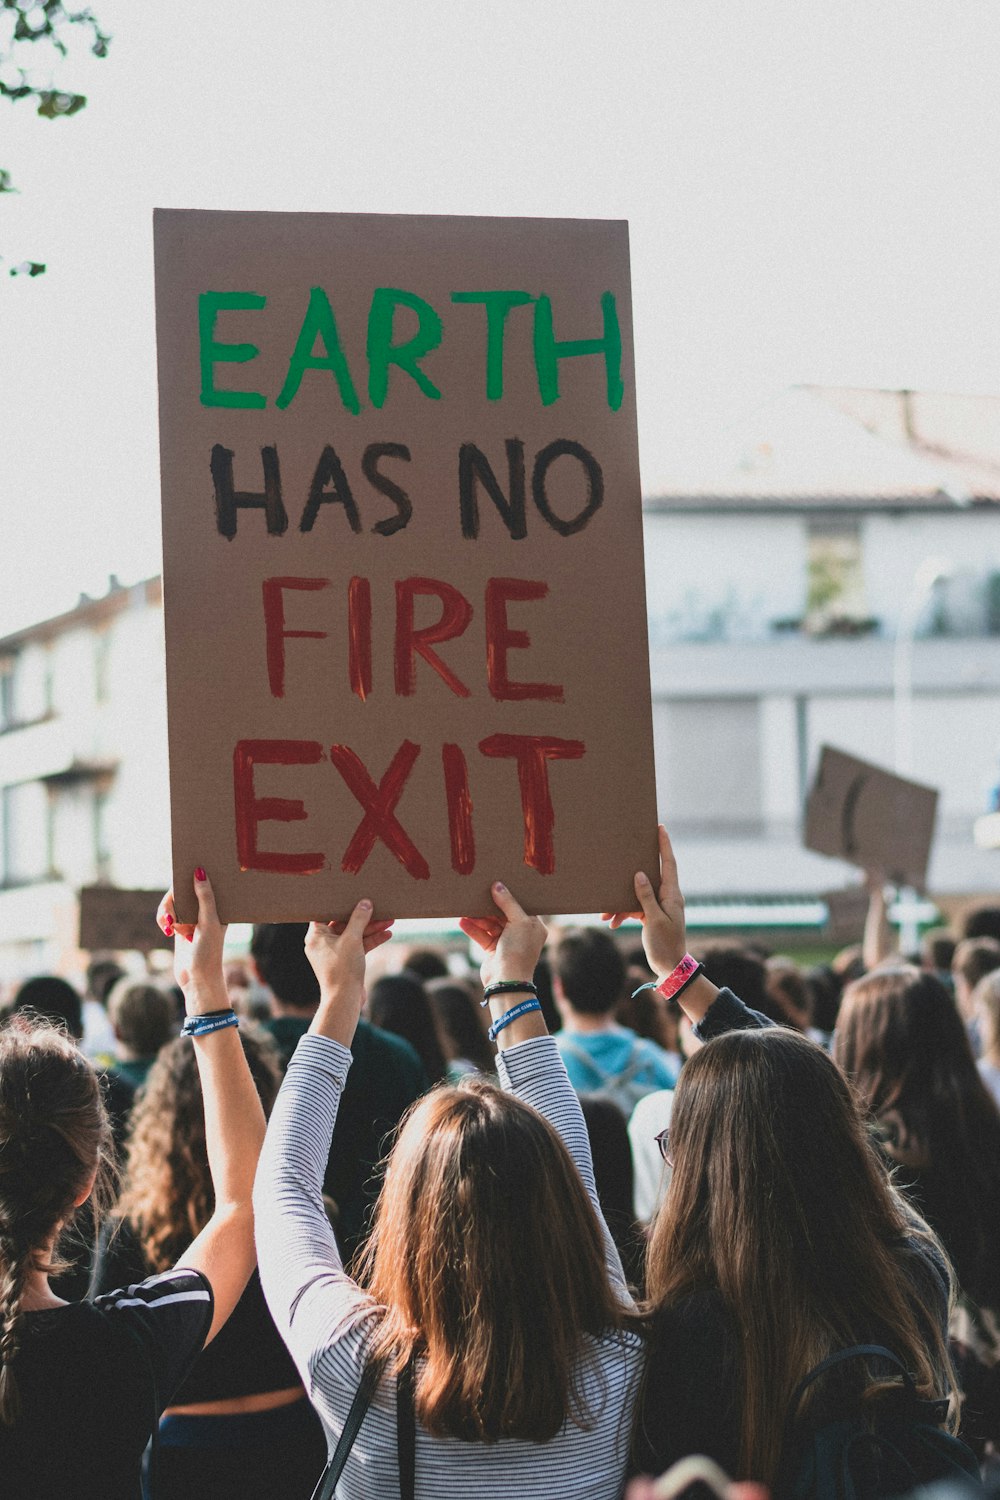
[{"left": 656, "top": 954, "right": 702, "bottom": 1002}]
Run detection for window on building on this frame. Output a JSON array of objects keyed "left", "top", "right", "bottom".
[
  {"left": 0, "top": 658, "right": 14, "bottom": 731},
  {"left": 806, "top": 520, "right": 867, "bottom": 632},
  {"left": 1, "top": 782, "right": 50, "bottom": 886},
  {"left": 94, "top": 629, "right": 111, "bottom": 704},
  {"left": 653, "top": 698, "right": 763, "bottom": 835},
  {"left": 93, "top": 784, "right": 112, "bottom": 882}
]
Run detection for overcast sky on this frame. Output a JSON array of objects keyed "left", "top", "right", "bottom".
[{"left": 2, "top": 0, "right": 1000, "bottom": 635}]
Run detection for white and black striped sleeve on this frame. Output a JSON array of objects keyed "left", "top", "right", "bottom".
[
  {"left": 94, "top": 1267, "right": 214, "bottom": 1406},
  {"left": 253, "top": 1033, "right": 382, "bottom": 1405},
  {"left": 496, "top": 1035, "right": 633, "bottom": 1303}
]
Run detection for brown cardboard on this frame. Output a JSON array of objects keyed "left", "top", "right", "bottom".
[
  {"left": 79, "top": 886, "right": 173, "bottom": 952},
  {"left": 805, "top": 746, "right": 939, "bottom": 891},
  {"left": 154, "top": 211, "right": 658, "bottom": 922}
]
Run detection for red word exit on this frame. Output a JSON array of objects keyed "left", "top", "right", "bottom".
[{"left": 233, "top": 734, "right": 586, "bottom": 880}]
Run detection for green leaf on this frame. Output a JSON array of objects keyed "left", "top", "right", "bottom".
[
  {"left": 9, "top": 261, "right": 46, "bottom": 276},
  {"left": 36, "top": 88, "right": 86, "bottom": 117},
  {"left": 0, "top": 169, "right": 17, "bottom": 192}
]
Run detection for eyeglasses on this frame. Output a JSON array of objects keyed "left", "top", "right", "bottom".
[{"left": 654, "top": 1128, "right": 673, "bottom": 1168}]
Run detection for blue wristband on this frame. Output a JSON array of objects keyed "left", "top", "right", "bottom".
[
  {"left": 181, "top": 1011, "right": 239, "bottom": 1039},
  {"left": 488, "top": 998, "right": 542, "bottom": 1042}
]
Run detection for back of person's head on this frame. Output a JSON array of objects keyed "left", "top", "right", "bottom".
[
  {"left": 763, "top": 958, "right": 809, "bottom": 1031},
  {"left": 836, "top": 966, "right": 986, "bottom": 1127},
  {"left": 579, "top": 1095, "right": 644, "bottom": 1291},
  {"left": 106, "top": 979, "right": 175, "bottom": 1059},
  {"left": 426, "top": 978, "right": 495, "bottom": 1075},
  {"left": 952, "top": 936, "right": 1000, "bottom": 993},
  {"left": 646, "top": 1026, "right": 956, "bottom": 1484},
  {"left": 552, "top": 927, "right": 625, "bottom": 1016},
  {"left": 920, "top": 927, "right": 956, "bottom": 974},
  {"left": 366, "top": 972, "right": 447, "bottom": 1085},
  {"left": 961, "top": 904, "right": 1000, "bottom": 943},
  {"left": 803, "top": 963, "right": 842, "bottom": 1035},
  {"left": 696, "top": 943, "right": 770, "bottom": 1017},
  {"left": 835, "top": 964, "right": 1000, "bottom": 1301},
  {"left": 974, "top": 969, "right": 1000, "bottom": 1058},
  {"left": 358, "top": 1079, "right": 630, "bottom": 1441},
  {"left": 12, "top": 976, "right": 83, "bottom": 1041},
  {"left": 85, "top": 957, "right": 126, "bottom": 1007},
  {"left": 403, "top": 946, "right": 450, "bottom": 982},
  {"left": 119, "top": 1026, "right": 281, "bottom": 1271},
  {"left": 832, "top": 943, "right": 866, "bottom": 985},
  {"left": 0, "top": 1020, "right": 115, "bottom": 1424},
  {"left": 249, "top": 923, "right": 318, "bottom": 1010}
]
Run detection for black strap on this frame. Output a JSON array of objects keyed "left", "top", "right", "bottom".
[
  {"left": 396, "top": 1352, "right": 416, "bottom": 1500},
  {"left": 312, "top": 1356, "right": 387, "bottom": 1500},
  {"left": 788, "top": 1344, "right": 914, "bottom": 1416}
]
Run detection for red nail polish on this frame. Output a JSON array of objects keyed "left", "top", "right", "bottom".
[
  {"left": 164, "top": 916, "right": 174, "bottom": 935},
  {"left": 195, "top": 867, "right": 206, "bottom": 882}
]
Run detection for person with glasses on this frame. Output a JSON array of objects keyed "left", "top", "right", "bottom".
[{"left": 607, "top": 828, "right": 963, "bottom": 1491}]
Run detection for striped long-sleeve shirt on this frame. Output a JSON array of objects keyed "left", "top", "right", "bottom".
[{"left": 254, "top": 1032, "right": 645, "bottom": 1500}]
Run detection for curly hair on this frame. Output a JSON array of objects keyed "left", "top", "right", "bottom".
[{"left": 117, "top": 1025, "right": 280, "bottom": 1273}]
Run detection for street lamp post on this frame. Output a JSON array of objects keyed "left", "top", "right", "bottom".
[{"left": 892, "top": 558, "right": 952, "bottom": 949}]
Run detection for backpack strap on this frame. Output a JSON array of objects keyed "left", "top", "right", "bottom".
[
  {"left": 787, "top": 1344, "right": 914, "bottom": 1421},
  {"left": 312, "top": 1356, "right": 387, "bottom": 1500},
  {"left": 396, "top": 1351, "right": 416, "bottom": 1500},
  {"left": 559, "top": 1036, "right": 649, "bottom": 1091},
  {"left": 558, "top": 1038, "right": 613, "bottom": 1087}
]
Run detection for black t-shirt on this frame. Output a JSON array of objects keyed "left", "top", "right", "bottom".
[
  {"left": 0, "top": 1267, "right": 213, "bottom": 1500},
  {"left": 265, "top": 1014, "right": 427, "bottom": 1260},
  {"left": 92, "top": 1220, "right": 299, "bottom": 1404},
  {"left": 634, "top": 1289, "right": 743, "bottom": 1479}
]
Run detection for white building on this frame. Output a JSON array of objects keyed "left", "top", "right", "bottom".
[
  {"left": 2, "top": 387, "right": 999, "bottom": 977},
  {"left": 646, "top": 386, "right": 1000, "bottom": 902},
  {"left": 0, "top": 579, "right": 169, "bottom": 979}
]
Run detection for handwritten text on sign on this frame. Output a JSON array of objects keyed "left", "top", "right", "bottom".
[{"left": 155, "top": 213, "right": 657, "bottom": 921}]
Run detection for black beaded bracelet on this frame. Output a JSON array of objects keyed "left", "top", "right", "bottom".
[{"left": 481, "top": 979, "right": 538, "bottom": 1008}]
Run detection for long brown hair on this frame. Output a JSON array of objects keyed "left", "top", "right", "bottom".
[
  {"left": 836, "top": 965, "right": 1000, "bottom": 1305},
  {"left": 645, "top": 1028, "right": 957, "bottom": 1484},
  {"left": 0, "top": 1019, "right": 116, "bottom": 1425},
  {"left": 118, "top": 1028, "right": 280, "bottom": 1270},
  {"left": 357, "top": 1078, "right": 633, "bottom": 1443}
]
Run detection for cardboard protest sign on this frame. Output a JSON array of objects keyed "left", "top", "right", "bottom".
[
  {"left": 79, "top": 886, "right": 173, "bottom": 952},
  {"left": 805, "top": 746, "right": 938, "bottom": 890},
  {"left": 154, "top": 211, "right": 657, "bottom": 922}
]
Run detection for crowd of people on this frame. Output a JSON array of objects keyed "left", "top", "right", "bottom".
[{"left": 0, "top": 828, "right": 998, "bottom": 1498}]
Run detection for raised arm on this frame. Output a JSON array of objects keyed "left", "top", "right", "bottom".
[
  {"left": 605, "top": 825, "right": 772, "bottom": 1040},
  {"left": 460, "top": 884, "right": 632, "bottom": 1300},
  {"left": 156, "top": 871, "right": 267, "bottom": 1343},
  {"left": 253, "top": 901, "right": 394, "bottom": 1389}
]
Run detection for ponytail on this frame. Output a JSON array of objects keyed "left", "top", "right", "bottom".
[{"left": 0, "top": 1019, "right": 114, "bottom": 1425}]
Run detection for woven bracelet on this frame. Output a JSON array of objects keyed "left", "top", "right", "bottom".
[
  {"left": 181, "top": 1012, "right": 239, "bottom": 1039},
  {"left": 488, "top": 999, "right": 542, "bottom": 1042}
]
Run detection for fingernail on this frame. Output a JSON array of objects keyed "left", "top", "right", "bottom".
[
  {"left": 359, "top": 898, "right": 372, "bottom": 911},
  {"left": 164, "top": 916, "right": 174, "bottom": 935},
  {"left": 494, "top": 881, "right": 506, "bottom": 892},
  {"left": 636, "top": 872, "right": 650, "bottom": 886},
  {"left": 183, "top": 932, "right": 193, "bottom": 943},
  {"left": 194, "top": 867, "right": 206, "bottom": 883}
]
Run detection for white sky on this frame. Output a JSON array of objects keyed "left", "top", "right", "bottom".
[{"left": 2, "top": 0, "right": 1000, "bottom": 635}]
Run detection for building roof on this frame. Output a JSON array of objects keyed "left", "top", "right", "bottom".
[
  {"left": 645, "top": 386, "right": 1000, "bottom": 514},
  {"left": 0, "top": 577, "right": 162, "bottom": 656}
]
